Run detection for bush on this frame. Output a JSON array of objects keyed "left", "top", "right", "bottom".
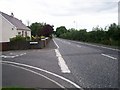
[
  {"left": 40, "top": 36, "right": 45, "bottom": 39},
  {"left": 10, "top": 35, "right": 26, "bottom": 42},
  {"left": 25, "top": 36, "right": 30, "bottom": 41},
  {"left": 31, "top": 35, "right": 46, "bottom": 41}
]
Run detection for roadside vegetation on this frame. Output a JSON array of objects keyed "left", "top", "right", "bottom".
[
  {"left": 28, "top": 22, "right": 54, "bottom": 41},
  {"left": 9, "top": 22, "right": 119, "bottom": 47},
  {"left": 55, "top": 23, "right": 120, "bottom": 47},
  {"left": 10, "top": 35, "right": 30, "bottom": 42},
  {"left": 10, "top": 22, "right": 54, "bottom": 42}
]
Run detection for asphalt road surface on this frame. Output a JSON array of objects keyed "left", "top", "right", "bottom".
[{"left": 1, "top": 38, "right": 119, "bottom": 89}]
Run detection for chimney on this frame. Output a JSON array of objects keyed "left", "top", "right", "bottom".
[
  {"left": 11, "top": 12, "right": 14, "bottom": 17},
  {"left": 20, "top": 20, "right": 22, "bottom": 22}
]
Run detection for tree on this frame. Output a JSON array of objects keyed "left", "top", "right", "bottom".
[
  {"left": 56, "top": 23, "right": 120, "bottom": 46},
  {"left": 29, "top": 22, "right": 45, "bottom": 36},
  {"left": 90, "top": 26, "right": 106, "bottom": 42},
  {"left": 41, "top": 24, "right": 54, "bottom": 37},
  {"left": 56, "top": 26, "right": 67, "bottom": 37},
  {"left": 107, "top": 23, "right": 120, "bottom": 41}
]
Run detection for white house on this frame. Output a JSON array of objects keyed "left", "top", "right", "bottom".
[
  {"left": 118, "top": 1, "right": 120, "bottom": 25},
  {"left": 0, "top": 11, "right": 31, "bottom": 43}
]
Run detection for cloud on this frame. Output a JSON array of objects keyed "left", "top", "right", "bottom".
[
  {"left": 0, "top": 0, "right": 118, "bottom": 17},
  {"left": 46, "top": 1, "right": 118, "bottom": 16},
  {"left": 0, "top": 0, "right": 118, "bottom": 31}
]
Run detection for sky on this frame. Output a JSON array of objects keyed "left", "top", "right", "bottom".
[{"left": 0, "top": 0, "right": 119, "bottom": 31}]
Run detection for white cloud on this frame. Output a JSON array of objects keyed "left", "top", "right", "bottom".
[{"left": 0, "top": 0, "right": 119, "bottom": 31}]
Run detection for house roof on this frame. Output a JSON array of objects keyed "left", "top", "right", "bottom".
[{"left": 0, "top": 11, "right": 31, "bottom": 31}]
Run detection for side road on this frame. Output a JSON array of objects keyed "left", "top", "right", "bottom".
[{"left": 1, "top": 39, "right": 83, "bottom": 89}]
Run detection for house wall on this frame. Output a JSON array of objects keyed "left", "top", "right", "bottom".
[
  {"left": 118, "top": 1, "right": 120, "bottom": 25},
  {"left": 27, "top": 30, "right": 31, "bottom": 38},
  {"left": 0, "top": 14, "right": 2, "bottom": 43},
  {"left": 17, "top": 29, "right": 31, "bottom": 38},
  {"left": 1, "top": 15, "right": 17, "bottom": 42},
  {"left": 0, "top": 14, "right": 2, "bottom": 51}
]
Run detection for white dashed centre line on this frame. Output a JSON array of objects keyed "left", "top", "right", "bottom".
[
  {"left": 53, "top": 39, "right": 59, "bottom": 48},
  {"left": 76, "top": 45, "right": 81, "bottom": 48},
  {"left": 101, "top": 54, "right": 117, "bottom": 60},
  {"left": 10, "top": 53, "right": 13, "bottom": 55},
  {"left": 15, "top": 55, "right": 19, "bottom": 57}
]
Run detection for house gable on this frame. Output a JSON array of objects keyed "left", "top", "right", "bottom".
[
  {"left": 1, "top": 14, "right": 17, "bottom": 42},
  {"left": 0, "top": 11, "right": 31, "bottom": 42},
  {"left": 1, "top": 11, "right": 31, "bottom": 31}
]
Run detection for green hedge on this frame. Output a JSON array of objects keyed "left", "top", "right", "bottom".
[{"left": 10, "top": 35, "right": 30, "bottom": 42}]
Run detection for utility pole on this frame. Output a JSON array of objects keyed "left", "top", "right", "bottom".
[
  {"left": 73, "top": 20, "right": 77, "bottom": 30},
  {"left": 27, "top": 20, "right": 30, "bottom": 27}
]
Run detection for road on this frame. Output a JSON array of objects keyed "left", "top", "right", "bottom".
[{"left": 0, "top": 38, "right": 119, "bottom": 89}]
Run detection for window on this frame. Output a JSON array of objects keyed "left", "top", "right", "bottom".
[
  {"left": 22, "top": 31, "right": 24, "bottom": 36},
  {"left": 25, "top": 31, "right": 27, "bottom": 37},
  {"left": 18, "top": 32, "right": 21, "bottom": 35}
]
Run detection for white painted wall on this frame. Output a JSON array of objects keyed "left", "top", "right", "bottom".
[
  {"left": 118, "top": 1, "right": 120, "bottom": 25},
  {"left": 17, "top": 29, "right": 31, "bottom": 38},
  {"left": 0, "top": 15, "right": 31, "bottom": 42},
  {"left": 0, "top": 14, "right": 2, "bottom": 42},
  {"left": 26, "top": 30, "right": 31, "bottom": 38},
  {"left": 2, "top": 16, "right": 17, "bottom": 42}
]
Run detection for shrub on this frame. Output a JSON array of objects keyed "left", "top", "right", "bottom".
[
  {"left": 40, "top": 36, "right": 45, "bottom": 39},
  {"left": 10, "top": 35, "right": 26, "bottom": 42},
  {"left": 25, "top": 36, "right": 30, "bottom": 41}
]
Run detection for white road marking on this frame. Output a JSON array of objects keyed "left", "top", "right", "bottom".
[
  {"left": 53, "top": 39, "right": 59, "bottom": 48},
  {"left": 1, "top": 61, "right": 82, "bottom": 89},
  {"left": 60, "top": 40, "right": 71, "bottom": 45},
  {"left": 23, "top": 53, "right": 26, "bottom": 55},
  {"left": 100, "top": 46, "right": 120, "bottom": 51},
  {"left": 0, "top": 55, "right": 15, "bottom": 58},
  {"left": 0, "top": 53, "right": 26, "bottom": 58},
  {"left": 2, "top": 63, "right": 64, "bottom": 88},
  {"left": 70, "top": 40, "right": 120, "bottom": 52},
  {"left": 10, "top": 53, "right": 13, "bottom": 55},
  {"left": 77, "top": 45, "right": 81, "bottom": 48},
  {"left": 0, "top": 55, "right": 5, "bottom": 58},
  {"left": 67, "top": 42, "right": 71, "bottom": 44},
  {"left": 19, "top": 54, "right": 23, "bottom": 56},
  {"left": 54, "top": 39, "right": 71, "bottom": 73},
  {"left": 55, "top": 49, "right": 71, "bottom": 73},
  {"left": 15, "top": 55, "right": 19, "bottom": 57},
  {"left": 20, "top": 53, "right": 26, "bottom": 56},
  {"left": 57, "top": 38, "right": 82, "bottom": 48},
  {"left": 101, "top": 54, "right": 117, "bottom": 60}
]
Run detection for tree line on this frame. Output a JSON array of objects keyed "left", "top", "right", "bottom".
[{"left": 55, "top": 23, "right": 120, "bottom": 47}]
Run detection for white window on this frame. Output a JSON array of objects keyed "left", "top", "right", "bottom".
[
  {"left": 25, "top": 31, "right": 27, "bottom": 37},
  {"left": 12, "top": 28, "right": 14, "bottom": 30},
  {"left": 18, "top": 32, "right": 21, "bottom": 35},
  {"left": 22, "top": 31, "right": 24, "bottom": 36}
]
